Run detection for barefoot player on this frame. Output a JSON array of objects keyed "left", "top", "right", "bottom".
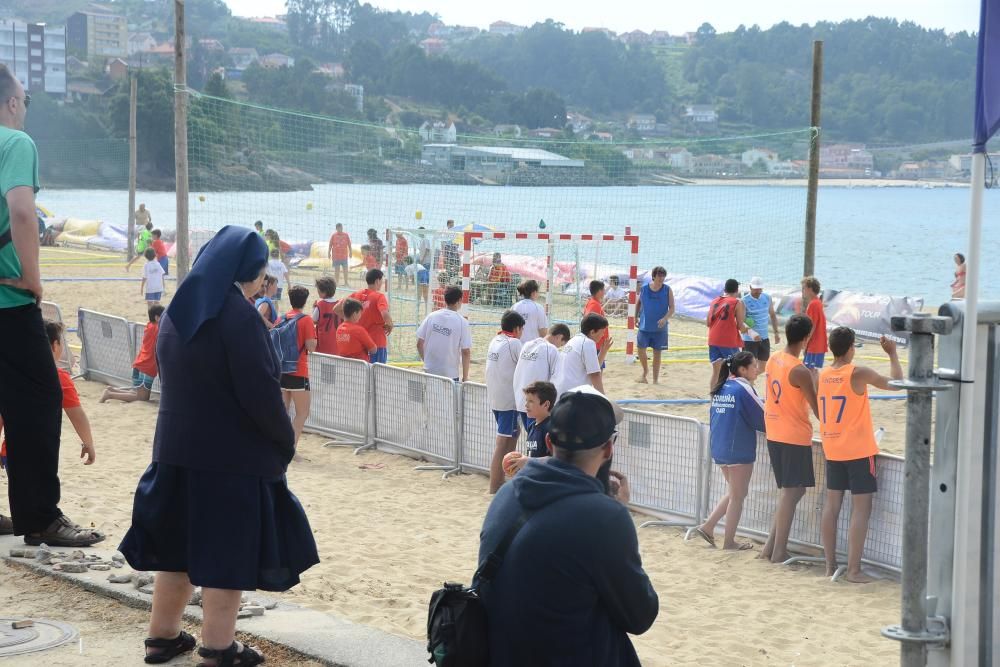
[
  {"left": 818, "top": 328, "right": 903, "bottom": 582},
  {"left": 761, "top": 314, "right": 819, "bottom": 564}
]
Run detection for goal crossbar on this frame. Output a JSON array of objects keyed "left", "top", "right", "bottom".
[{"left": 460, "top": 231, "right": 640, "bottom": 361}]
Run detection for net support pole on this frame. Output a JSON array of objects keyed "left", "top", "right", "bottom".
[
  {"left": 460, "top": 231, "right": 473, "bottom": 319},
  {"left": 626, "top": 234, "right": 638, "bottom": 362},
  {"left": 803, "top": 39, "right": 823, "bottom": 278},
  {"left": 126, "top": 72, "right": 137, "bottom": 262},
  {"left": 881, "top": 314, "right": 953, "bottom": 662},
  {"left": 173, "top": 0, "right": 190, "bottom": 280}
]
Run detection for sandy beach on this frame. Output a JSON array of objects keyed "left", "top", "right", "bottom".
[{"left": 5, "top": 247, "right": 907, "bottom": 665}]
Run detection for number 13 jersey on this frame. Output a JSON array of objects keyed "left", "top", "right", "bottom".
[
  {"left": 817, "top": 363, "right": 878, "bottom": 460},
  {"left": 764, "top": 351, "right": 813, "bottom": 446}
]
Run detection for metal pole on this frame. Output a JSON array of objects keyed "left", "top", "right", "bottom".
[
  {"left": 126, "top": 73, "right": 137, "bottom": 262},
  {"left": 882, "top": 313, "right": 953, "bottom": 664},
  {"left": 173, "top": 0, "right": 190, "bottom": 280},
  {"left": 804, "top": 40, "right": 823, "bottom": 278},
  {"left": 545, "top": 237, "right": 554, "bottom": 318}
]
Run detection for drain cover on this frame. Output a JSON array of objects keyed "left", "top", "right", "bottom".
[{"left": 0, "top": 618, "right": 78, "bottom": 657}]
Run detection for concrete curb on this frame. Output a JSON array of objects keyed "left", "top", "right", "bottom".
[{"left": 0, "top": 536, "right": 426, "bottom": 666}]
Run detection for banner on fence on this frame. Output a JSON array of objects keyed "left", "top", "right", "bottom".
[
  {"left": 306, "top": 353, "right": 371, "bottom": 444},
  {"left": 371, "top": 364, "right": 460, "bottom": 470},
  {"left": 78, "top": 309, "right": 134, "bottom": 386}
]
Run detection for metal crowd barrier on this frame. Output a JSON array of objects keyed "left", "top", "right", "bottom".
[
  {"left": 77, "top": 308, "right": 134, "bottom": 386},
  {"left": 459, "top": 382, "right": 493, "bottom": 474},
  {"left": 370, "top": 364, "right": 460, "bottom": 476},
  {"left": 700, "top": 434, "right": 905, "bottom": 574},
  {"left": 40, "top": 301, "right": 73, "bottom": 372},
  {"left": 619, "top": 410, "right": 706, "bottom": 528},
  {"left": 128, "top": 322, "right": 161, "bottom": 395},
  {"left": 305, "top": 352, "right": 371, "bottom": 448}
]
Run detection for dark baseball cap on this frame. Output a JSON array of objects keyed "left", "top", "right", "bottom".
[{"left": 548, "top": 386, "right": 624, "bottom": 451}]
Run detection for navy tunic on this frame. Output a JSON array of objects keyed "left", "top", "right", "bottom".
[{"left": 120, "top": 286, "right": 318, "bottom": 591}]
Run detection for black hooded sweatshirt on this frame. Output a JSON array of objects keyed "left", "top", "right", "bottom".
[{"left": 476, "top": 457, "right": 659, "bottom": 666}]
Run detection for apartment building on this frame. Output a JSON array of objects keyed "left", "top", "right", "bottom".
[{"left": 0, "top": 20, "right": 67, "bottom": 95}]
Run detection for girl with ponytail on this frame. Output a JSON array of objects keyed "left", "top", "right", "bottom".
[{"left": 694, "top": 351, "right": 764, "bottom": 549}]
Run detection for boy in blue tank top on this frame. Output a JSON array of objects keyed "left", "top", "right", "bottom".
[{"left": 741, "top": 276, "right": 780, "bottom": 372}]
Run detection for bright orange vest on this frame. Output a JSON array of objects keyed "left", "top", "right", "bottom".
[
  {"left": 764, "top": 351, "right": 813, "bottom": 445},
  {"left": 817, "top": 363, "right": 878, "bottom": 461}
]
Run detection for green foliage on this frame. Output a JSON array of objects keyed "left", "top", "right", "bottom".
[
  {"left": 241, "top": 59, "right": 361, "bottom": 118},
  {"left": 450, "top": 20, "right": 671, "bottom": 115},
  {"left": 108, "top": 69, "right": 175, "bottom": 175},
  {"left": 683, "top": 18, "right": 977, "bottom": 142}
]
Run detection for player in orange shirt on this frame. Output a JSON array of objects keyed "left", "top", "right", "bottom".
[
  {"left": 761, "top": 313, "right": 819, "bottom": 564},
  {"left": 280, "top": 286, "right": 318, "bottom": 446},
  {"left": 393, "top": 232, "right": 410, "bottom": 290},
  {"left": 818, "top": 327, "right": 902, "bottom": 582},
  {"left": 335, "top": 299, "right": 378, "bottom": 361},
  {"left": 1, "top": 320, "right": 97, "bottom": 471},
  {"left": 101, "top": 305, "right": 164, "bottom": 403},
  {"left": 801, "top": 276, "right": 827, "bottom": 369},
  {"left": 328, "top": 223, "right": 352, "bottom": 288}
]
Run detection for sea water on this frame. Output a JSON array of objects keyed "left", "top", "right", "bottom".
[{"left": 37, "top": 184, "right": 998, "bottom": 307}]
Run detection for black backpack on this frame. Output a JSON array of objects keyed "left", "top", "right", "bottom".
[{"left": 426, "top": 513, "right": 529, "bottom": 666}]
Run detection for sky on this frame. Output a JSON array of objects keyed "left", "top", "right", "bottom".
[{"left": 225, "top": 0, "right": 980, "bottom": 34}]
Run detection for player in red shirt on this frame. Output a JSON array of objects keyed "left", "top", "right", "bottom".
[
  {"left": 393, "top": 232, "right": 410, "bottom": 290},
  {"left": 312, "top": 276, "right": 340, "bottom": 356},
  {"left": 328, "top": 223, "right": 352, "bottom": 288},
  {"left": 1, "top": 320, "right": 96, "bottom": 469},
  {"left": 706, "top": 278, "right": 750, "bottom": 391},
  {"left": 280, "top": 286, "right": 318, "bottom": 446},
  {"left": 347, "top": 268, "right": 393, "bottom": 364},
  {"left": 150, "top": 229, "right": 169, "bottom": 277},
  {"left": 336, "top": 299, "right": 378, "bottom": 361},
  {"left": 101, "top": 305, "right": 164, "bottom": 403},
  {"left": 583, "top": 279, "right": 610, "bottom": 354},
  {"left": 432, "top": 272, "right": 449, "bottom": 311},
  {"left": 801, "top": 275, "right": 828, "bottom": 369}
]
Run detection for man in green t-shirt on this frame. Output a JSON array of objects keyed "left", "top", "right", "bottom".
[{"left": 0, "top": 65, "right": 103, "bottom": 547}]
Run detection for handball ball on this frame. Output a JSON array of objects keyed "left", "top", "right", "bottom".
[
  {"left": 198, "top": 195, "right": 205, "bottom": 202},
  {"left": 538, "top": 219, "right": 546, "bottom": 229},
  {"left": 502, "top": 451, "right": 524, "bottom": 477},
  {"left": 306, "top": 202, "right": 314, "bottom": 211},
  {"left": 415, "top": 210, "right": 423, "bottom": 220}
]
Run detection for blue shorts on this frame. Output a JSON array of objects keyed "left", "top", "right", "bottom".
[
  {"left": 804, "top": 352, "right": 826, "bottom": 369},
  {"left": 275, "top": 287, "right": 283, "bottom": 300},
  {"left": 145, "top": 292, "right": 162, "bottom": 302},
  {"left": 518, "top": 411, "right": 531, "bottom": 431},
  {"left": 709, "top": 345, "right": 741, "bottom": 363},
  {"left": 333, "top": 259, "right": 349, "bottom": 269},
  {"left": 394, "top": 263, "right": 407, "bottom": 276},
  {"left": 132, "top": 368, "right": 155, "bottom": 390},
  {"left": 417, "top": 269, "right": 430, "bottom": 285},
  {"left": 637, "top": 329, "right": 668, "bottom": 350},
  {"left": 369, "top": 347, "right": 388, "bottom": 364},
  {"left": 158, "top": 256, "right": 169, "bottom": 275},
  {"left": 492, "top": 410, "right": 522, "bottom": 438}
]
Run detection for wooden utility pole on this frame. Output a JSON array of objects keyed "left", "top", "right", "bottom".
[
  {"left": 804, "top": 40, "right": 823, "bottom": 277},
  {"left": 126, "top": 73, "right": 137, "bottom": 262},
  {"left": 174, "top": 0, "right": 190, "bottom": 280}
]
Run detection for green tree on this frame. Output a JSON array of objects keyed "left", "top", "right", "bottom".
[{"left": 108, "top": 69, "right": 177, "bottom": 176}]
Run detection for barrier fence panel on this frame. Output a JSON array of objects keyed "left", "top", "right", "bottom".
[
  {"left": 77, "top": 309, "right": 134, "bottom": 386},
  {"left": 129, "top": 322, "right": 161, "bottom": 395},
  {"left": 618, "top": 409, "right": 705, "bottom": 527},
  {"left": 459, "top": 382, "right": 493, "bottom": 475},
  {"left": 371, "top": 364, "right": 460, "bottom": 474},
  {"left": 703, "top": 435, "right": 905, "bottom": 573},
  {"left": 41, "top": 301, "right": 73, "bottom": 372},
  {"left": 306, "top": 353, "right": 371, "bottom": 446}
]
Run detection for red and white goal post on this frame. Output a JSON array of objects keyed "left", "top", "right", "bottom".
[{"left": 460, "top": 230, "right": 640, "bottom": 361}]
